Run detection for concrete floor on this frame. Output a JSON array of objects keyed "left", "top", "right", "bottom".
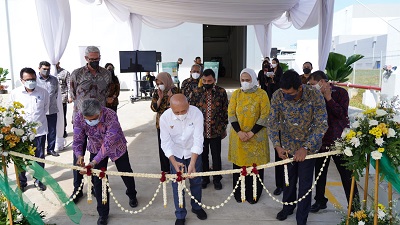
[{"left": 3, "top": 83, "right": 364, "bottom": 225}]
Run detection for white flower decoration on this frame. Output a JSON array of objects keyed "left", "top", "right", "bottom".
[
  {"left": 376, "top": 109, "right": 388, "bottom": 117},
  {"left": 4, "top": 116, "right": 14, "bottom": 126},
  {"left": 15, "top": 129, "right": 24, "bottom": 136},
  {"left": 371, "top": 150, "right": 382, "bottom": 160},
  {"left": 21, "top": 136, "right": 27, "bottom": 142},
  {"left": 375, "top": 138, "right": 384, "bottom": 146},
  {"left": 358, "top": 221, "right": 365, "bottom": 225},
  {"left": 369, "top": 120, "right": 379, "bottom": 126},
  {"left": 387, "top": 128, "right": 396, "bottom": 138},
  {"left": 356, "top": 112, "right": 365, "bottom": 119},
  {"left": 341, "top": 128, "right": 350, "bottom": 139},
  {"left": 29, "top": 134, "right": 36, "bottom": 141},
  {"left": 0, "top": 134, "right": 3, "bottom": 139},
  {"left": 351, "top": 121, "right": 360, "bottom": 129},
  {"left": 350, "top": 137, "right": 360, "bottom": 148},
  {"left": 344, "top": 147, "right": 353, "bottom": 156},
  {"left": 378, "top": 209, "right": 385, "bottom": 220}
]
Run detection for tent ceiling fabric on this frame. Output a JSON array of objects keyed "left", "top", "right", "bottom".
[{"left": 112, "top": 0, "right": 300, "bottom": 26}]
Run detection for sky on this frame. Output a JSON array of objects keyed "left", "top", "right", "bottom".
[{"left": 271, "top": 0, "right": 400, "bottom": 48}]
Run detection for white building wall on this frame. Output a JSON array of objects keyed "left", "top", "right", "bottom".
[{"left": 386, "top": 18, "right": 400, "bottom": 66}]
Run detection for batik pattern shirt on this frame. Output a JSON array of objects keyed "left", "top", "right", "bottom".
[
  {"left": 268, "top": 85, "right": 328, "bottom": 155},
  {"left": 56, "top": 68, "right": 71, "bottom": 103},
  {"left": 181, "top": 78, "right": 199, "bottom": 99},
  {"left": 189, "top": 85, "right": 228, "bottom": 138},
  {"left": 150, "top": 87, "right": 180, "bottom": 129},
  {"left": 70, "top": 65, "right": 111, "bottom": 112},
  {"left": 73, "top": 107, "right": 127, "bottom": 163}
]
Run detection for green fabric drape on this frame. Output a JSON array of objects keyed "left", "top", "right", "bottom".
[
  {"left": 0, "top": 171, "right": 44, "bottom": 225},
  {"left": 25, "top": 161, "right": 82, "bottom": 224},
  {"left": 371, "top": 152, "right": 400, "bottom": 194}
]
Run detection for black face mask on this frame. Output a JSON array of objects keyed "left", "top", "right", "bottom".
[
  {"left": 89, "top": 61, "right": 100, "bottom": 70},
  {"left": 303, "top": 68, "right": 311, "bottom": 74},
  {"left": 108, "top": 69, "right": 115, "bottom": 76},
  {"left": 203, "top": 84, "right": 214, "bottom": 90},
  {"left": 263, "top": 65, "right": 269, "bottom": 70}
]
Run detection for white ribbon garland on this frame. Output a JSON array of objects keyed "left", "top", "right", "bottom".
[
  {"left": 163, "top": 181, "right": 167, "bottom": 207},
  {"left": 86, "top": 174, "right": 93, "bottom": 204},
  {"left": 240, "top": 175, "right": 246, "bottom": 202},
  {"left": 101, "top": 177, "right": 107, "bottom": 204},
  {"left": 284, "top": 164, "right": 289, "bottom": 186},
  {"left": 252, "top": 173, "right": 257, "bottom": 201},
  {"left": 178, "top": 179, "right": 184, "bottom": 208}
]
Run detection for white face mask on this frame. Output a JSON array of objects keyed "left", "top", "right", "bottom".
[
  {"left": 24, "top": 80, "right": 37, "bottom": 90},
  {"left": 176, "top": 113, "right": 187, "bottom": 121},
  {"left": 191, "top": 73, "right": 200, "bottom": 79},
  {"left": 241, "top": 82, "right": 252, "bottom": 91},
  {"left": 312, "top": 83, "right": 322, "bottom": 90},
  {"left": 271, "top": 63, "right": 277, "bottom": 68},
  {"left": 85, "top": 118, "right": 99, "bottom": 126},
  {"left": 158, "top": 84, "right": 165, "bottom": 91}
]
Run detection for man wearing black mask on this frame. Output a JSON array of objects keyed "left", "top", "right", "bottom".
[
  {"left": 189, "top": 69, "right": 228, "bottom": 190},
  {"left": 69, "top": 46, "right": 111, "bottom": 204},
  {"left": 299, "top": 61, "right": 313, "bottom": 84}
]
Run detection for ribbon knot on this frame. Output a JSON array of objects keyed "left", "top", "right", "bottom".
[
  {"left": 85, "top": 164, "right": 92, "bottom": 176},
  {"left": 160, "top": 171, "right": 166, "bottom": 182},
  {"left": 99, "top": 167, "right": 106, "bottom": 179},
  {"left": 252, "top": 163, "right": 259, "bottom": 175},
  {"left": 241, "top": 166, "right": 247, "bottom": 176}
]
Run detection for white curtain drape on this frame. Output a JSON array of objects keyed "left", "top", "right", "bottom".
[
  {"left": 254, "top": 24, "right": 272, "bottom": 58},
  {"left": 35, "top": 0, "right": 71, "bottom": 140},
  {"left": 129, "top": 13, "right": 142, "bottom": 51},
  {"left": 318, "top": 0, "right": 334, "bottom": 71}
]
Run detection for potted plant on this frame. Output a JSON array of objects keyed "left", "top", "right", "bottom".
[
  {"left": 0, "top": 67, "right": 9, "bottom": 94},
  {"left": 325, "top": 52, "right": 364, "bottom": 82}
]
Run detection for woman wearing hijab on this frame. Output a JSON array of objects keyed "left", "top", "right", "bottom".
[
  {"left": 151, "top": 72, "right": 180, "bottom": 173},
  {"left": 228, "top": 68, "right": 270, "bottom": 204}
]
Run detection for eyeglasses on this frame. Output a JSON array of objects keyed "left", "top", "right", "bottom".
[{"left": 87, "top": 58, "right": 100, "bottom": 62}]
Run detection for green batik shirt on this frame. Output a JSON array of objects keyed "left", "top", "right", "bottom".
[{"left": 267, "top": 85, "right": 328, "bottom": 155}]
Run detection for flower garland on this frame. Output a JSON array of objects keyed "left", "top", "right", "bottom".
[
  {"left": 99, "top": 168, "right": 107, "bottom": 204},
  {"left": 284, "top": 164, "right": 289, "bottom": 186},
  {"left": 251, "top": 164, "right": 258, "bottom": 201},
  {"left": 240, "top": 166, "right": 247, "bottom": 202},
  {"left": 176, "top": 171, "right": 185, "bottom": 208},
  {"left": 84, "top": 165, "right": 93, "bottom": 204},
  {"left": 160, "top": 172, "right": 167, "bottom": 207}
]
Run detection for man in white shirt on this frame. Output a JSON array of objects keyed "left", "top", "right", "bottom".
[
  {"left": 10, "top": 67, "right": 50, "bottom": 192},
  {"left": 160, "top": 94, "right": 207, "bottom": 225}
]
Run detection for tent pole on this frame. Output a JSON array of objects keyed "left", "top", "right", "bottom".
[{"left": 5, "top": 0, "right": 15, "bottom": 89}]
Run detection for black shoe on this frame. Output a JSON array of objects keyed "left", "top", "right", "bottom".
[
  {"left": 20, "top": 183, "right": 27, "bottom": 192},
  {"left": 47, "top": 150, "right": 60, "bottom": 157},
  {"left": 63, "top": 131, "right": 68, "bottom": 138},
  {"left": 202, "top": 179, "right": 210, "bottom": 189},
  {"left": 213, "top": 180, "right": 222, "bottom": 190},
  {"left": 310, "top": 202, "right": 327, "bottom": 213},
  {"left": 175, "top": 219, "right": 185, "bottom": 225},
  {"left": 70, "top": 190, "right": 83, "bottom": 204},
  {"left": 276, "top": 209, "right": 293, "bottom": 221},
  {"left": 248, "top": 198, "right": 258, "bottom": 204},
  {"left": 129, "top": 197, "right": 138, "bottom": 208},
  {"left": 34, "top": 180, "right": 46, "bottom": 191},
  {"left": 191, "top": 208, "right": 207, "bottom": 220},
  {"left": 97, "top": 216, "right": 108, "bottom": 225},
  {"left": 273, "top": 187, "right": 283, "bottom": 196}
]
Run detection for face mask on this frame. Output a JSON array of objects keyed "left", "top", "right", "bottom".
[
  {"left": 85, "top": 118, "right": 99, "bottom": 126},
  {"left": 203, "top": 83, "right": 214, "bottom": 89},
  {"left": 176, "top": 113, "right": 187, "bottom": 121},
  {"left": 89, "top": 61, "right": 100, "bottom": 70},
  {"left": 158, "top": 84, "right": 165, "bottom": 91},
  {"left": 263, "top": 65, "right": 269, "bottom": 70},
  {"left": 41, "top": 69, "right": 50, "bottom": 77},
  {"left": 191, "top": 73, "right": 200, "bottom": 79},
  {"left": 241, "top": 82, "right": 252, "bottom": 91},
  {"left": 24, "top": 80, "right": 37, "bottom": 90},
  {"left": 303, "top": 68, "right": 311, "bottom": 74},
  {"left": 271, "top": 63, "right": 277, "bottom": 68},
  {"left": 312, "top": 82, "right": 322, "bottom": 90},
  {"left": 283, "top": 93, "right": 297, "bottom": 101}
]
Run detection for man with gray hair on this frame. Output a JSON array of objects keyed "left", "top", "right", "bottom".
[
  {"left": 74, "top": 99, "right": 138, "bottom": 225},
  {"left": 69, "top": 46, "right": 112, "bottom": 203},
  {"left": 181, "top": 64, "right": 202, "bottom": 99}
]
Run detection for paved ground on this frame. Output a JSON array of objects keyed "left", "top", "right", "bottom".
[{"left": 4, "top": 78, "right": 365, "bottom": 225}]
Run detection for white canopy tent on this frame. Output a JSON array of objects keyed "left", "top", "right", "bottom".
[{"left": 31, "top": 0, "right": 334, "bottom": 78}]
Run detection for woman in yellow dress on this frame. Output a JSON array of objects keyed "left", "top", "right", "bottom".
[{"left": 228, "top": 68, "right": 270, "bottom": 204}]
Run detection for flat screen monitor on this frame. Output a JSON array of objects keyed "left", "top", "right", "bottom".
[{"left": 119, "top": 51, "right": 157, "bottom": 73}]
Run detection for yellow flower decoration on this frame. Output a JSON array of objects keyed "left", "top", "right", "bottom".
[
  {"left": 13, "top": 101, "right": 24, "bottom": 109},
  {"left": 0, "top": 106, "right": 6, "bottom": 112},
  {"left": 353, "top": 210, "right": 367, "bottom": 220},
  {"left": 28, "top": 145, "right": 36, "bottom": 155},
  {"left": 363, "top": 108, "right": 377, "bottom": 116},
  {"left": 369, "top": 127, "right": 382, "bottom": 138},
  {"left": 357, "top": 131, "right": 362, "bottom": 137},
  {"left": 377, "top": 123, "right": 388, "bottom": 135},
  {"left": 378, "top": 148, "right": 385, "bottom": 153},
  {"left": 346, "top": 130, "right": 357, "bottom": 141},
  {"left": 378, "top": 203, "right": 386, "bottom": 212}
]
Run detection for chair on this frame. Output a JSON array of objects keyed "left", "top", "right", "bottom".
[{"left": 139, "top": 80, "right": 155, "bottom": 99}]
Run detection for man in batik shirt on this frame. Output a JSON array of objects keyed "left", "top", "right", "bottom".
[
  {"left": 189, "top": 69, "right": 228, "bottom": 190},
  {"left": 69, "top": 46, "right": 111, "bottom": 202},
  {"left": 74, "top": 99, "right": 138, "bottom": 225},
  {"left": 181, "top": 64, "right": 201, "bottom": 99},
  {"left": 268, "top": 70, "right": 328, "bottom": 225}
]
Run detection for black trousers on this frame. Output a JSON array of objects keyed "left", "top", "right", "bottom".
[
  {"left": 90, "top": 151, "right": 137, "bottom": 217},
  {"left": 157, "top": 128, "right": 170, "bottom": 172},
  {"left": 314, "top": 154, "right": 359, "bottom": 206},
  {"left": 202, "top": 137, "right": 222, "bottom": 183},
  {"left": 275, "top": 131, "right": 284, "bottom": 188},
  {"left": 282, "top": 158, "right": 316, "bottom": 225},
  {"left": 232, "top": 164, "right": 264, "bottom": 203},
  {"left": 73, "top": 135, "right": 87, "bottom": 191},
  {"left": 62, "top": 103, "right": 67, "bottom": 134}
]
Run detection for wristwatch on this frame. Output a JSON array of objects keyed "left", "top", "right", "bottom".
[{"left": 303, "top": 146, "right": 309, "bottom": 151}]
